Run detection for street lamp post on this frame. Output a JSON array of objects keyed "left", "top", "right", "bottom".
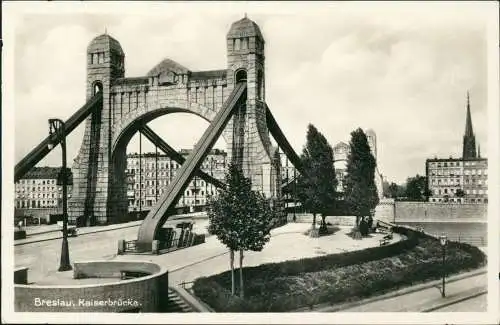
[
  {"left": 439, "top": 234, "right": 447, "bottom": 297},
  {"left": 48, "top": 118, "right": 72, "bottom": 272}
]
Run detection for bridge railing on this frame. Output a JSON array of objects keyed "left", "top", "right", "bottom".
[
  {"left": 179, "top": 281, "right": 195, "bottom": 290},
  {"left": 124, "top": 240, "right": 137, "bottom": 252}
]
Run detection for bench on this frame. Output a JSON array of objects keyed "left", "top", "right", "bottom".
[
  {"left": 379, "top": 238, "right": 390, "bottom": 246},
  {"left": 383, "top": 233, "right": 393, "bottom": 240},
  {"left": 380, "top": 233, "right": 393, "bottom": 246}
]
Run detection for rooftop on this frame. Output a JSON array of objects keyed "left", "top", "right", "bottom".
[
  {"left": 18, "top": 167, "right": 73, "bottom": 183},
  {"left": 227, "top": 16, "right": 264, "bottom": 40},
  {"left": 190, "top": 70, "right": 228, "bottom": 81},
  {"left": 127, "top": 149, "right": 227, "bottom": 158},
  {"left": 426, "top": 157, "right": 487, "bottom": 162},
  {"left": 147, "top": 58, "right": 190, "bottom": 77},
  {"left": 88, "top": 34, "right": 124, "bottom": 55}
]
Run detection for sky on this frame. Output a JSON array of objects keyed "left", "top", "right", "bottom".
[{"left": 8, "top": 2, "right": 496, "bottom": 184}]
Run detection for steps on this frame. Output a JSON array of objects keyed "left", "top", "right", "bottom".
[{"left": 163, "top": 288, "right": 194, "bottom": 312}]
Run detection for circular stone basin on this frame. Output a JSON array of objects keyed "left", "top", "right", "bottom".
[{"left": 15, "top": 260, "right": 168, "bottom": 312}]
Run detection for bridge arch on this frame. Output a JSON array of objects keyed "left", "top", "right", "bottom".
[
  {"left": 111, "top": 106, "right": 230, "bottom": 157},
  {"left": 108, "top": 105, "right": 231, "bottom": 222}
]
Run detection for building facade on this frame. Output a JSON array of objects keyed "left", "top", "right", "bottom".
[
  {"left": 426, "top": 157, "right": 487, "bottom": 203},
  {"left": 14, "top": 167, "right": 73, "bottom": 223},
  {"left": 333, "top": 129, "right": 384, "bottom": 199},
  {"left": 426, "top": 92, "right": 487, "bottom": 203},
  {"left": 126, "top": 149, "right": 227, "bottom": 211},
  {"left": 15, "top": 167, "right": 73, "bottom": 209}
]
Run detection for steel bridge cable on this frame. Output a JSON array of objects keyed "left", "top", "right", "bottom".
[
  {"left": 139, "top": 125, "right": 225, "bottom": 189},
  {"left": 136, "top": 82, "right": 247, "bottom": 251},
  {"left": 14, "top": 93, "right": 103, "bottom": 182}
]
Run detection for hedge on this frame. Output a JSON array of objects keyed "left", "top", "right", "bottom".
[
  {"left": 206, "top": 229, "right": 418, "bottom": 290},
  {"left": 192, "top": 226, "right": 486, "bottom": 312}
]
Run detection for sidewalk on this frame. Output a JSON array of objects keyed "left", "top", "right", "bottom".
[
  {"left": 14, "top": 220, "right": 143, "bottom": 246},
  {"left": 314, "top": 268, "right": 486, "bottom": 312},
  {"left": 15, "top": 212, "right": 208, "bottom": 246}
]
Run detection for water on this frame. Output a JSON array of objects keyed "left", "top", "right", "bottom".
[{"left": 395, "top": 221, "right": 487, "bottom": 247}]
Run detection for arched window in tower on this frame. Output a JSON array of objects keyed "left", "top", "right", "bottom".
[
  {"left": 242, "top": 38, "right": 248, "bottom": 50},
  {"left": 235, "top": 69, "right": 247, "bottom": 83},
  {"left": 92, "top": 53, "right": 98, "bottom": 65},
  {"left": 93, "top": 81, "right": 103, "bottom": 95},
  {"left": 234, "top": 38, "right": 241, "bottom": 50}
]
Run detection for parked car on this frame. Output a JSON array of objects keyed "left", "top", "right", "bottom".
[{"left": 56, "top": 221, "right": 78, "bottom": 237}]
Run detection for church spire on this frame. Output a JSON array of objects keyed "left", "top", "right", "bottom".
[
  {"left": 478, "top": 144, "right": 481, "bottom": 158},
  {"left": 464, "top": 91, "right": 474, "bottom": 137},
  {"left": 462, "top": 91, "right": 477, "bottom": 159}
]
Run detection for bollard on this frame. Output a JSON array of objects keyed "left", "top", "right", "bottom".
[
  {"left": 117, "top": 239, "right": 125, "bottom": 255},
  {"left": 152, "top": 240, "right": 160, "bottom": 255}
]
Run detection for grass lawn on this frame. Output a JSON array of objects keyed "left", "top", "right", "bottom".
[{"left": 192, "top": 226, "right": 486, "bottom": 312}]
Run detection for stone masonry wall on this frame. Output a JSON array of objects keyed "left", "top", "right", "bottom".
[
  {"left": 15, "top": 262, "right": 168, "bottom": 312},
  {"left": 375, "top": 199, "right": 487, "bottom": 223}
]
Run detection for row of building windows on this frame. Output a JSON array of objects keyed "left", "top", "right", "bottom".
[
  {"left": 430, "top": 197, "right": 488, "bottom": 203},
  {"left": 127, "top": 161, "right": 225, "bottom": 171},
  {"left": 16, "top": 193, "right": 61, "bottom": 199},
  {"left": 433, "top": 188, "right": 487, "bottom": 195},
  {"left": 431, "top": 178, "right": 487, "bottom": 186},
  {"left": 429, "top": 161, "right": 485, "bottom": 168},
  {"left": 132, "top": 178, "right": 211, "bottom": 188},
  {"left": 129, "top": 197, "right": 208, "bottom": 209},
  {"left": 16, "top": 200, "right": 59, "bottom": 208},
  {"left": 131, "top": 187, "right": 216, "bottom": 197},
  {"left": 16, "top": 186, "right": 60, "bottom": 192},
  {"left": 430, "top": 169, "right": 487, "bottom": 176},
  {"left": 17, "top": 179, "right": 57, "bottom": 185}
]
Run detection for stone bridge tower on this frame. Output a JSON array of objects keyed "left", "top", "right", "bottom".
[
  {"left": 225, "top": 17, "right": 281, "bottom": 198},
  {"left": 68, "top": 34, "right": 127, "bottom": 226},
  {"left": 68, "top": 17, "right": 281, "bottom": 226}
]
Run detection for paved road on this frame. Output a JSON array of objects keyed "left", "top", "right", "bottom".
[
  {"left": 430, "top": 292, "right": 486, "bottom": 312},
  {"left": 15, "top": 225, "right": 140, "bottom": 284},
  {"left": 14, "top": 216, "right": 205, "bottom": 284}
]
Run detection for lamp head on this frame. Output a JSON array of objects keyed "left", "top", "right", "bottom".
[{"left": 439, "top": 234, "right": 447, "bottom": 246}]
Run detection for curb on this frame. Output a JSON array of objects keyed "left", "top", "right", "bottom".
[
  {"left": 14, "top": 222, "right": 142, "bottom": 246},
  {"left": 24, "top": 228, "right": 64, "bottom": 237},
  {"left": 421, "top": 288, "right": 487, "bottom": 312},
  {"left": 299, "top": 268, "right": 486, "bottom": 312}
]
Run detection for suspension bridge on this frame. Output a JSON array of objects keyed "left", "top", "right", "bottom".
[{"left": 15, "top": 16, "right": 306, "bottom": 253}]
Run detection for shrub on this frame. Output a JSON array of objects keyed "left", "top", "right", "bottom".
[{"left": 193, "top": 226, "right": 486, "bottom": 312}]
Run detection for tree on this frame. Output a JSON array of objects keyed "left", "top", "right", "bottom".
[
  {"left": 455, "top": 189, "right": 465, "bottom": 197},
  {"left": 387, "top": 182, "right": 399, "bottom": 199},
  {"left": 382, "top": 180, "right": 391, "bottom": 198},
  {"left": 296, "top": 124, "right": 338, "bottom": 235},
  {"left": 343, "top": 128, "right": 379, "bottom": 229},
  {"left": 405, "top": 175, "right": 429, "bottom": 201},
  {"left": 207, "top": 163, "right": 274, "bottom": 298}
]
